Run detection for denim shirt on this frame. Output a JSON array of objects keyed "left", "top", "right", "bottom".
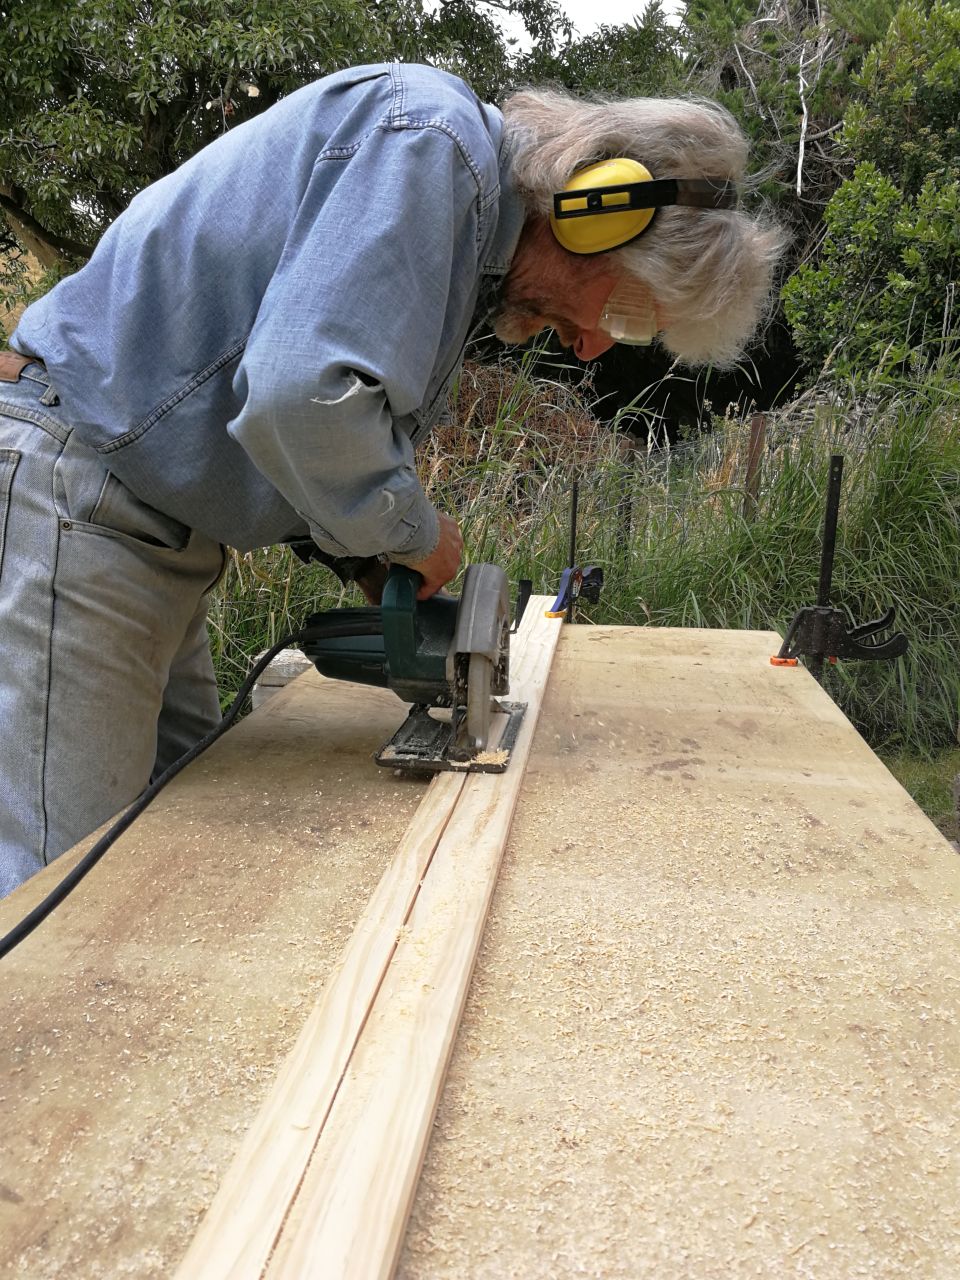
[{"left": 12, "top": 63, "right": 526, "bottom": 556}]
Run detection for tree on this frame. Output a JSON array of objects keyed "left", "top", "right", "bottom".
[
  {"left": 518, "top": 1, "right": 682, "bottom": 97},
  {"left": 679, "top": 0, "right": 900, "bottom": 249},
  {"left": 783, "top": 0, "right": 960, "bottom": 373},
  {"left": 422, "top": 0, "right": 572, "bottom": 98},
  {"left": 0, "top": 0, "right": 569, "bottom": 285}
]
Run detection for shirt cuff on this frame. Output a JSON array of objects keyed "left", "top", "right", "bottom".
[{"left": 305, "top": 495, "right": 440, "bottom": 564}]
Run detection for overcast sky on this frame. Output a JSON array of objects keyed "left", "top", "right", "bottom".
[
  {"left": 559, "top": 0, "right": 682, "bottom": 37},
  {"left": 496, "top": 0, "right": 683, "bottom": 47}
]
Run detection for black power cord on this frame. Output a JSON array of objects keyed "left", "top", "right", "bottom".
[{"left": 0, "top": 616, "right": 384, "bottom": 960}]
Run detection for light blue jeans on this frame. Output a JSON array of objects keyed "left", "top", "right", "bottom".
[{"left": 0, "top": 363, "right": 226, "bottom": 896}]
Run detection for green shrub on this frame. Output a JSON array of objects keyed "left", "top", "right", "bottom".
[
  {"left": 783, "top": 0, "right": 960, "bottom": 375},
  {"left": 843, "top": 0, "right": 960, "bottom": 193},
  {"left": 784, "top": 162, "right": 959, "bottom": 370}
]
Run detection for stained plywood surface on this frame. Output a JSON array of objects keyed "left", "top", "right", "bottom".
[
  {"left": 0, "top": 674, "right": 430, "bottom": 1278},
  {"left": 2, "top": 627, "right": 959, "bottom": 1279},
  {"left": 399, "top": 627, "right": 960, "bottom": 1279}
]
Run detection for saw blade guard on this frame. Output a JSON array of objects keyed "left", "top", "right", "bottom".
[{"left": 447, "top": 563, "right": 510, "bottom": 695}]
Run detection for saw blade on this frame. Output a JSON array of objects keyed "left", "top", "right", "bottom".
[{"left": 465, "top": 651, "right": 493, "bottom": 750}]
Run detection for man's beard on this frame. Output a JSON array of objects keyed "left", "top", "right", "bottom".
[
  {"left": 493, "top": 302, "right": 584, "bottom": 351},
  {"left": 491, "top": 298, "right": 550, "bottom": 345}
]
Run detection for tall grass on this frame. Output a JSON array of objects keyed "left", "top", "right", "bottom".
[{"left": 210, "top": 349, "right": 960, "bottom": 755}]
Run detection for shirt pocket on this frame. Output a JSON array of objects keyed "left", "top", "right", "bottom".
[{"left": 0, "top": 449, "right": 20, "bottom": 582}]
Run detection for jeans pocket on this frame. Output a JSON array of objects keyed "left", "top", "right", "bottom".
[
  {"left": 85, "top": 472, "right": 191, "bottom": 551},
  {"left": 0, "top": 449, "right": 20, "bottom": 581}
]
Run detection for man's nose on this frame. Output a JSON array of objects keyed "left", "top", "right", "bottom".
[{"left": 573, "top": 329, "right": 616, "bottom": 361}]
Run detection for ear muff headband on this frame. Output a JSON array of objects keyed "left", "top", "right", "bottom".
[{"left": 551, "top": 158, "right": 739, "bottom": 255}]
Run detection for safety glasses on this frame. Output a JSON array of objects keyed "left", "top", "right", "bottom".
[{"left": 598, "top": 278, "right": 660, "bottom": 347}]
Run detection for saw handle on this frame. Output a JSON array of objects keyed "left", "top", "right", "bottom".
[{"left": 381, "top": 567, "right": 422, "bottom": 677}]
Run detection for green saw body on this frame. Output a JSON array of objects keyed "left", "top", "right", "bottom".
[{"left": 299, "top": 563, "right": 525, "bottom": 774}]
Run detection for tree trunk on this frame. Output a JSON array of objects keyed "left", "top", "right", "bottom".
[
  {"left": 0, "top": 185, "right": 92, "bottom": 265},
  {"left": 0, "top": 205, "right": 64, "bottom": 271}
]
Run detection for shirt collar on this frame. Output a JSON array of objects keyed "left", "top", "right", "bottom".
[{"left": 484, "top": 129, "right": 527, "bottom": 279}]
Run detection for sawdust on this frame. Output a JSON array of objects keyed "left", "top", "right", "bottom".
[
  {"left": 472, "top": 748, "right": 509, "bottom": 767},
  {"left": 5, "top": 636, "right": 959, "bottom": 1277},
  {"left": 397, "top": 629, "right": 960, "bottom": 1279},
  {"left": 446, "top": 747, "right": 510, "bottom": 771},
  {"left": 0, "top": 675, "right": 428, "bottom": 1279}
]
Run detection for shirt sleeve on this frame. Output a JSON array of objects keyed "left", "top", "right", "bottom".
[{"left": 228, "top": 122, "right": 482, "bottom": 560}]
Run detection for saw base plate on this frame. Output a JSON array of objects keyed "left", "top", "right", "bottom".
[{"left": 375, "top": 701, "right": 527, "bottom": 775}]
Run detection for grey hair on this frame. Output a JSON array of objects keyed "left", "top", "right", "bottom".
[{"left": 502, "top": 87, "right": 786, "bottom": 366}]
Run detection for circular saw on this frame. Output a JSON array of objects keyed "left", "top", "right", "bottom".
[{"left": 299, "top": 563, "right": 526, "bottom": 774}]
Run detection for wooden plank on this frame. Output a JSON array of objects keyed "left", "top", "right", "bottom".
[
  {"left": 265, "top": 604, "right": 562, "bottom": 1278},
  {"left": 175, "top": 600, "right": 560, "bottom": 1279},
  {"left": 397, "top": 627, "right": 960, "bottom": 1278},
  {"left": 5, "top": 626, "right": 957, "bottom": 1278}
]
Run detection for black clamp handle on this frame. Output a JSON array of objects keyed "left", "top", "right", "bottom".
[
  {"left": 511, "top": 579, "right": 534, "bottom": 633},
  {"left": 770, "top": 454, "right": 908, "bottom": 679},
  {"left": 773, "top": 604, "right": 908, "bottom": 668}
]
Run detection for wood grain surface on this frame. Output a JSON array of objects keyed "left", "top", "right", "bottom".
[
  {"left": 398, "top": 628, "right": 960, "bottom": 1280},
  {"left": 263, "top": 604, "right": 562, "bottom": 1279},
  {"left": 176, "top": 598, "right": 559, "bottom": 1278},
  {"left": 0, "top": 672, "right": 431, "bottom": 1278},
  {"left": 3, "top": 626, "right": 958, "bottom": 1279}
]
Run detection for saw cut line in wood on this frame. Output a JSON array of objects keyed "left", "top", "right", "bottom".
[{"left": 175, "top": 597, "right": 561, "bottom": 1280}]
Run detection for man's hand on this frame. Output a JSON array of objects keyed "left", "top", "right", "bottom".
[{"left": 400, "top": 513, "right": 463, "bottom": 600}]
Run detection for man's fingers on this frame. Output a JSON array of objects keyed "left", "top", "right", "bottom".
[{"left": 401, "top": 512, "right": 463, "bottom": 599}]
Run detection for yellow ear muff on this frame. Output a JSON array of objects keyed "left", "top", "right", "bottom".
[{"left": 550, "top": 158, "right": 656, "bottom": 255}]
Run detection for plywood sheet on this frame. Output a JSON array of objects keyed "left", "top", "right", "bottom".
[
  {"left": 3, "top": 627, "right": 958, "bottom": 1279},
  {"left": 399, "top": 627, "right": 960, "bottom": 1279}
]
